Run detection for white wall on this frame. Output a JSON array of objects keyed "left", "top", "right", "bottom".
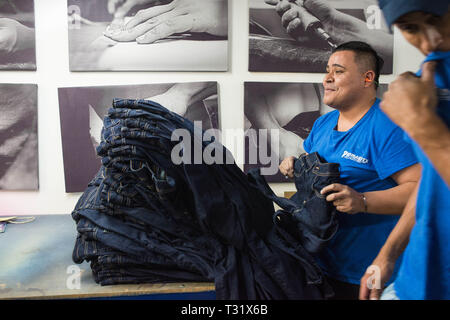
[{"left": 0, "top": 0, "right": 424, "bottom": 215}]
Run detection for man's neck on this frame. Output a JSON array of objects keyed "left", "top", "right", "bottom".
[{"left": 336, "top": 96, "right": 377, "bottom": 132}]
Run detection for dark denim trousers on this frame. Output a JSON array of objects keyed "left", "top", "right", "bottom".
[
  {"left": 72, "top": 98, "right": 340, "bottom": 300},
  {"left": 248, "top": 153, "right": 340, "bottom": 254}
]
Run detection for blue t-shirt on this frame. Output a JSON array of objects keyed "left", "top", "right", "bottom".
[
  {"left": 304, "top": 98, "right": 418, "bottom": 284},
  {"left": 394, "top": 51, "right": 450, "bottom": 300}
]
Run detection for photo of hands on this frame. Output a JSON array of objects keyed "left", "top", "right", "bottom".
[
  {"left": 0, "top": 0, "right": 36, "bottom": 70},
  {"left": 244, "top": 82, "right": 387, "bottom": 182},
  {"left": 58, "top": 82, "right": 219, "bottom": 192},
  {"left": 244, "top": 82, "right": 326, "bottom": 181},
  {"left": 0, "top": 83, "right": 38, "bottom": 190},
  {"left": 249, "top": 0, "right": 393, "bottom": 73},
  {"left": 67, "top": 0, "right": 229, "bottom": 71}
]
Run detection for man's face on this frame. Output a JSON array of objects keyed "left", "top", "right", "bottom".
[
  {"left": 322, "top": 50, "right": 367, "bottom": 109},
  {"left": 394, "top": 10, "right": 450, "bottom": 56}
]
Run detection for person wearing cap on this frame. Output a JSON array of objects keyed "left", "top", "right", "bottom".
[{"left": 360, "top": 0, "right": 450, "bottom": 300}]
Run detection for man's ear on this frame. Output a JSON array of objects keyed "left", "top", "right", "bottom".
[{"left": 364, "top": 71, "right": 376, "bottom": 87}]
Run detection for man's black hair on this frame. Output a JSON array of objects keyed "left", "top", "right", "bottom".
[{"left": 332, "top": 41, "right": 384, "bottom": 89}]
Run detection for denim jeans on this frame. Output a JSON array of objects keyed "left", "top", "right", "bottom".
[
  {"left": 248, "top": 153, "right": 340, "bottom": 254},
  {"left": 72, "top": 98, "right": 340, "bottom": 300}
]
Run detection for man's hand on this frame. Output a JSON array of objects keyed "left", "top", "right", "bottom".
[
  {"left": 265, "top": 0, "right": 336, "bottom": 35},
  {"left": 145, "top": 82, "right": 216, "bottom": 116},
  {"left": 0, "top": 18, "right": 34, "bottom": 54},
  {"left": 360, "top": 182, "right": 418, "bottom": 300},
  {"left": 104, "top": 0, "right": 228, "bottom": 43},
  {"left": 264, "top": 0, "right": 392, "bottom": 58},
  {"left": 265, "top": 0, "right": 374, "bottom": 40},
  {"left": 321, "top": 183, "right": 365, "bottom": 214},
  {"left": 279, "top": 156, "right": 295, "bottom": 178},
  {"left": 380, "top": 61, "right": 438, "bottom": 136},
  {"left": 145, "top": 88, "right": 190, "bottom": 116},
  {"left": 359, "top": 256, "right": 396, "bottom": 300},
  {"left": 107, "top": 0, "right": 166, "bottom": 19}
]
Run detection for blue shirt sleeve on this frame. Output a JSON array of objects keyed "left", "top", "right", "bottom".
[
  {"left": 303, "top": 115, "right": 320, "bottom": 153},
  {"left": 303, "top": 131, "right": 312, "bottom": 154},
  {"left": 373, "top": 111, "right": 418, "bottom": 180}
]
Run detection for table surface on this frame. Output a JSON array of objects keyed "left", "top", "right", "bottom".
[{"left": 0, "top": 214, "right": 215, "bottom": 299}]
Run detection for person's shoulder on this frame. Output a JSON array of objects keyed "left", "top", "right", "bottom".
[
  {"left": 370, "top": 99, "right": 408, "bottom": 145},
  {"left": 319, "top": 109, "right": 339, "bottom": 119},
  {"left": 371, "top": 99, "right": 398, "bottom": 129},
  {"left": 313, "top": 109, "right": 339, "bottom": 128}
]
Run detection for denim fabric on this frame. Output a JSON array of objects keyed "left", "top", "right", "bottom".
[
  {"left": 247, "top": 153, "right": 340, "bottom": 254},
  {"left": 71, "top": 98, "right": 339, "bottom": 300}
]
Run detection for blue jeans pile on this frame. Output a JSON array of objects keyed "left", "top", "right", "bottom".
[{"left": 71, "top": 99, "right": 340, "bottom": 299}]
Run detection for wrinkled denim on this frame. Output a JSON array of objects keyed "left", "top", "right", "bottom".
[
  {"left": 248, "top": 153, "right": 340, "bottom": 254},
  {"left": 71, "top": 98, "right": 340, "bottom": 300}
]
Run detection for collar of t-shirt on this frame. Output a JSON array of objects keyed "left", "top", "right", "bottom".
[{"left": 415, "top": 50, "right": 450, "bottom": 88}]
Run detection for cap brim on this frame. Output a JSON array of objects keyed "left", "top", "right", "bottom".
[{"left": 380, "top": 0, "right": 449, "bottom": 32}]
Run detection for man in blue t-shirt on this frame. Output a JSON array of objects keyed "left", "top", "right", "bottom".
[
  {"left": 359, "top": 0, "right": 450, "bottom": 300},
  {"left": 279, "top": 41, "right": 421, "bottom": 300}
]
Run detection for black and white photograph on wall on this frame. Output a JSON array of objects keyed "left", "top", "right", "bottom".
[
  {"left": 249, "top": 0, "right": 393, "bottom": 74},
  {"left": 58, "top": 82, "right": 220, "bottom": 193},
  {"left": 244, "top": 82, "right": 387, "bottom": 182},
  {"left": 0, "top": 0, "right": 36, "bottom": 70},
  {"left": 67, "top": 0, "right": 229, "bottom": 71},
  {"left": 0, "top": 84, "right": 38, "bottom": 190}
]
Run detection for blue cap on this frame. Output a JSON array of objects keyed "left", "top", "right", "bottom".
[{"left": 378, "top": 0, "right": 449, "bottom": 28}]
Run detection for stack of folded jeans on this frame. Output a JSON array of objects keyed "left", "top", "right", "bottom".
[{"left": 71, "top": 98, "right": 340, "bottom": 300}]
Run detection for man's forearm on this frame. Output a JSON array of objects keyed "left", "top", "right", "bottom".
[
  {"left": 245, "top": 99, "right": 283, "bottom": 131},
  {"left": 168, "top": 82, "right": 217, "bottom": 106},
  {"left": 364, "top": 182, "right": 416, "bottom": 215},
  {"left": 377, "top": 183, "right": 418, "bottom": 261},
  {"left": 408, "top": 114, "right": 450, "bottom": 188},
  {"left": 358, "top": 184, "right": 418, "bottom": 300}
]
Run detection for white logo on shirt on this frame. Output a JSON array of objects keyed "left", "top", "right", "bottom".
[{"left": 341, "top": 151, "right": 369, "bottom": 164}]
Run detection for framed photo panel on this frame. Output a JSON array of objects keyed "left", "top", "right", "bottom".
[
  {"left": 0, "top": 83, "right": 38, "bottom": 190},
  {"left": 58, "top": 82, "right": 220, "bottom": 192},
  {"left": 244, "top": 81, "right": 388, "bottom": 182},
  {"left": 0, "top": 0, "right": 36, "bottom": 70},
  {"left": 67, "top": 0, "right": 229, "bottom": 71},
  {"left": 249, "top": 0, "right": 393, "bottom": 74}
]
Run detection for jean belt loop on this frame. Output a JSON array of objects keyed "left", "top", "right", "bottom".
[{"left": 303, "top": 153, "right": 313, "bottom": 171}]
